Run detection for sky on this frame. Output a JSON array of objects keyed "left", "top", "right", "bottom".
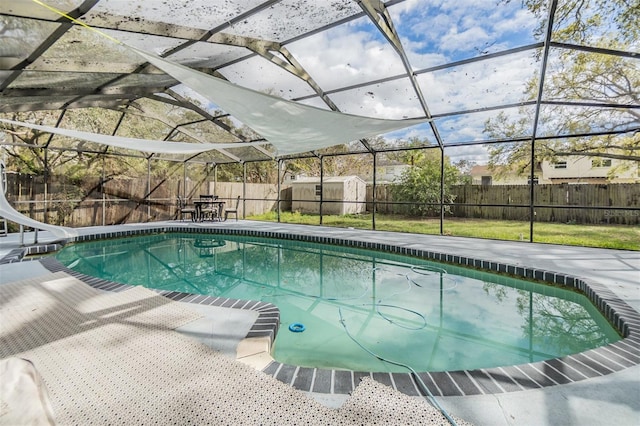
[{"left": 174, "top": 0, "right": 545, "bottom": 165}]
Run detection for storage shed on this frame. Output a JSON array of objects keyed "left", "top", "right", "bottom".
[{"left": 291, "top": 176, "right": 367, "bottom": 215}]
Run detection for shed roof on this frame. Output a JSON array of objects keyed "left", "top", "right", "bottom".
[{"left": 291, "top": 176, "right": 366, "bottom": 184}]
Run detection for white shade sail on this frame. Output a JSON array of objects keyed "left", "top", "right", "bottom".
[
  {"left": 0, "top": 160, "right": 77, "bottom": 239},
  {"left": 0, "top": 119, "right": 266, "bottom": 155},
  {"left": 127, "top": 46, "right": 430, "bottom": 156}
]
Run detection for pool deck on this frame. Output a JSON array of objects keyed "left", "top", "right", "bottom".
[{"left": 1, "top": 220, "right": 638, "bottom": 426}]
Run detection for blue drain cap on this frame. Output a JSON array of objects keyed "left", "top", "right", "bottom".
[{"left": 288, "top": 323, "right": 305, "bottom": 332}]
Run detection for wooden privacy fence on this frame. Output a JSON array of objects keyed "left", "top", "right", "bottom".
[
  {"left": 4, "top": 175, "right": 278, "bottom": 228},
  {"left": 6, "top": 175, "right": 191, "bottom": 227},
  {"left": 368, "top": 183, "right": 640, "bottom": 225},
  {"left": 4, "top": 174, "right": 639, "bottom": 227}
]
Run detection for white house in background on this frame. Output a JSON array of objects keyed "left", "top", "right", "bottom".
[
  {"left": 541, "top": 156, "right": 638, "bottom": 183},
  {"left": 469, "top": 165, "right": 550, "bottom": 185},
  {"left": 291, "top": 176, "right": 367, "bottom": 215},
  {"left": 471, "top": 157, "right": 638, "bottom": 185},
  {"left": 359, "top": 161, "right": 409, "bottom": 183}
]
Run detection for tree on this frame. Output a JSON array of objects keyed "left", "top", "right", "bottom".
[
  {"left": 483, "top": 282, "right": 612, "bottom": 355},
  {"left": 392, "top": 145, "right": 464, "bottom": 216},
  {"left": 0, "top": 109, "right": 155, "bottom": 182},
  {"left": 518, "top": 0, "right": 638, "bottom": 45},
  {"left": 485, "top": 0, "right": 639, "bottom": 176},
  {"left": 453, "top": 159, "right": 474, "bottom": 185},
  {"left": 281, "top": 138, "right": 383, "bottom": 182},
  {"left": 0, "top": 102, "right": 243, "bottom": 224}
]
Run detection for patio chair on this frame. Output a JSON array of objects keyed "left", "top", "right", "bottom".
[
  {"left": 223, "top": 196, "right": 241, "bottom": 221},
  {"left": 177, "top": 196, "right": 196, "bottom": 221},
  {"left": 198, "top": 195, "right": 219, "bottom": 221}
]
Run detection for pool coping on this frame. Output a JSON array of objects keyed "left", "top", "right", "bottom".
[{"left": 4, "top": 225, "right": 639, "bottom": 398}]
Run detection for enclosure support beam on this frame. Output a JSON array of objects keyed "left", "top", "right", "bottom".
[
  {"left": 0, "top": 0, "right": 101, "bottom": 91},
  {"left": 242, "top": 163, "right": 247, "bottom": 220},
  {"left": 43, "top": 148, "right": 48, "bottom": 224},
  {"left": 182, "top": 162, "right": 187, "bottom": 199},
  {"left": 277, "top": 159, "right": 282, "bottom": 223},
  {"left": 440, "top": 148, "right": 445, "bottom": 236},
  {"left": 213, "top": 164, "right": 218, "bottom": 196},
  {"left": 102, "top": 155, "right": 106, "bottom": 226},
  {"left": 360, "top": 0, "right": 448, "bottom": 230},
  {"left": 372, "top": 152, "right": 377, "bottom": 231},
  {"left": 43, "top": 111, "right": 66, "bottom": 150},
  {"left": 147, "top": 158, "right": 151, "bottom": 219},
  {"left": 319, "top": 156, "right": 324, "bottom": 225},
  {"left": 529, "top": 0, "right": 558, "bottom": 243},
  {"left": 358, "top": 0, "right": 444, "bottom": 150},
  {"left": 248, "top": 43, "right": 340, "bottom": 113}
]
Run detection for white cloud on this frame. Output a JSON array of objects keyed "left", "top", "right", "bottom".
[
  {"left": 389, "top": 0, "right": 538, "bottom": 58},
  {"left": 281, "top": 21, "right": 427, "bottom": 119},
  {"left": 445, "top": 144, "right": 490, "bottom": 164},
  {"left": 219, "top": 55, "right": 317, "bottom": 99},
  {"left": 417, "top": 50, "right": 538, "bottom": 114},
  {"left": 435, "top": 106, "right": 534, "bottom": 146},
  {"left": 441, "top": 26, "right": 491, "bottom": 53},
  {"left": 286, "top": 24, "right": 406, "bottom": 91},
  {"left": 444, "top": 114, "right": 488, "bottom": 141},
  {"left": 328, "top": 78, "right": 424, "bottom": 119},
  {"left": 493, "top": 9, "right": 538, "bottom": 34}
]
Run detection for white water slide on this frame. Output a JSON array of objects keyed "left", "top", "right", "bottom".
[{"left": 0, "top": 161, "right": 77, "bottom": 244}]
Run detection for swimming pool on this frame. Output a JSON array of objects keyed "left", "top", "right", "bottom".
[{"left": 55, "top": 232, "right": 621, "bottom": 373}]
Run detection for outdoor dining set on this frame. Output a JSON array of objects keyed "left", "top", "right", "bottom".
[{"left": 177, "top": 195, "right": 240, "bottom": 222}]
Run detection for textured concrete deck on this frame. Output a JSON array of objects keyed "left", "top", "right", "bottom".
[{"left": 1, "top": 220, "right": 638, "bottom": 425}]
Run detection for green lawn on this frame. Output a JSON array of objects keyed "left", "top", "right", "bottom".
[{"left": 247, "top": 212, "right": 640, "bottom": 250}]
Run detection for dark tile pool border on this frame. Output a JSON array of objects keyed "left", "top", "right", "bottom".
[{"left": 5, "top": 225, "right": 639, "bottom": 397}]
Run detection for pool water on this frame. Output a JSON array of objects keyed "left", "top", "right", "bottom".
[{"left": 55, "top": 233, "right": 621, "bottom": 373}]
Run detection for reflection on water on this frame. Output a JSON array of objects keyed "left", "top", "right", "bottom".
[
  {"left": 193, "top": 238, "right": 226, "bottom": 258},
  {"left": 56, "top": 233, "right": 621, "bottom": 372}
]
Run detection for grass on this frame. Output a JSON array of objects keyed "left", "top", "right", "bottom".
[{"left": 246, "top": 212, "right": 640, "bottom": 251}]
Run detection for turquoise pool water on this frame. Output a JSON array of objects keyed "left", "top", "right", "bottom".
[{"left": 55, "top": 233, "right": 621, "bottom": 373}]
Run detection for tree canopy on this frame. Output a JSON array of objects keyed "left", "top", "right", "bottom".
[
  {"left": 392, "top": 147, "right": 464, "bottom": 216},
  {"left": 485, "top": 0, "right": 639, "bottom": 177}
]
